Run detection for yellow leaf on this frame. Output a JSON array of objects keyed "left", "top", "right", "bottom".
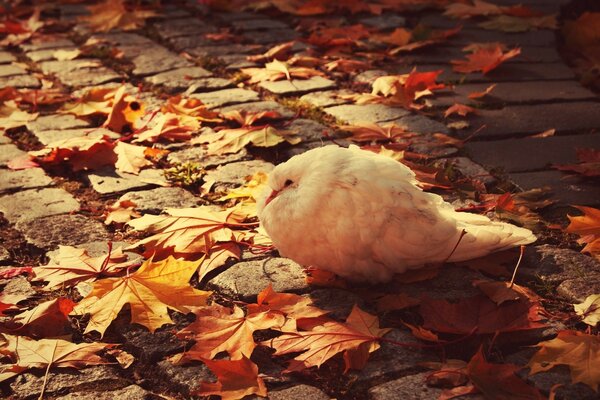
[
  {"left": 72, "top": 257, "right": 211, "bottom": 337},
  {"left": 574, "top": 294, "right": 600, "bottom": 326}
]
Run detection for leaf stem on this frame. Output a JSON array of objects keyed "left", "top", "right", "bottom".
[{"left": 509, "top": 245, "right": 525, "bottom": 288}]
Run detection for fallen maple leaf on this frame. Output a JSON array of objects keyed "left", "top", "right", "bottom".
[
  {"left": 374, "top": 293, "right": 421, "bottom": 312},
  {"left": 133, "top": 112, "right": 198, "bottom": 143},
  {"left": 468, "top": 347, "right": 545, "bottom": 399},
  {"left": 29, "top": 134, "right": 117, "bottom": 171},
  {"left": 6, "top": 298, "right": 75, "bottom": 338},
  {"left": 419, "top": 294, "right": 545, "bottom": 335},
  {"left": 72, "top": 256, "right": 211, "bottom": 337},
  {"left": 126, "top": 206, "right": 251, "bottom": 258},
  {"left": 102, "top": 86, "right": 145, "bottom": 134},
  {"left": 161, "top": 95, "right": 221, "bottom": 123},
  {"left": 104, "top": 199, "right": 140, "bottom": 225},
  {"left": 195, "top": 356, "right": 267, "bottom": 400},
  {"left": 574, "top": 294, "right": 600, "bottom": 326},
  {"left": 564, "top": 205, "right": 600, "bottom": 259},
  {"left": 472, "top": 279, "right": 540, "bottom": 306},
  {"left": 201, "top": 125, "right": 302, "bottom": 155},
  {"left": 114, "top": 141, "right": 152, "bottom": 175},
  {"left": 0, "top": 100, "right": 39, "bottom": 130},
  {"left": 324, "top": 59, "right": 371, "bottom": 73},
  {"left": 468, "top": 83, "right": 497, "bottom": 99},
  {"left": 452, "top": 45, "right": 521, "bottom": 74},
  {"left": 197, "top": 242, "right": 241, "bottom": 282},
  {"left": 219, "top": 171, "right": 270, "bottom": 217},
  {"left": 388, "top": 26, "right": 462, "bottom": 55},
  {"left": 0, "top": 334, "right": 109, "bottom": 383},
  {"left": 247, "top": 41, "right": 295, "bottom": 63},
  {"left": 61, "top": 87, "right": 115, "bottom": 117},
  {"left": 371, "top": 69, "right": 445, "bottom": 108},
  {"left": 0, "top": 266, "right": 33, "bottom": 279},
  {"left": 263, "top": 305, "right": 390, "bottom": 372},
  {"left": 176, "top": 304, "right": 284, "bottom": 361},
  {"left": 241, "top": 59, "right": 324, "bottom": 83},
  {"left": 81, "top": 0, "right": 156, "bottom": 32},
  {"left": 528, "top": 330, "right": 600, "bottom": 391},
  {"left": 444, "top": 103, "right": 477, "bottom": 118},
  {"left": 554, "top": 148, "right": 600, "bottom": 177},
  {"left": 34, "top": 245, "right": 137, "bottom": 289},
  {"left": 445, "top": 0, "right": 503, "bottom": 19},
  {"left": 340, "top": 122, "right": 414, "bottom": 143}
]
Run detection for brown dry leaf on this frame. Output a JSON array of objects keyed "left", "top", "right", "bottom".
[
  {"left": 452, "top": 46, "right": 521, "bottom": 74},
  {"left": 472, "top": 279, "right": 541, "bottom": 306},
  {"left": 29, "top": 134, "right": 117, "bottom": 171},
  {"left": 5, "top": 298, "right": 75, "bottom": 338},
  {"left": 196, "top": 356, "right": 267, "bottom": 400},
  {"left": 176, "top": 304, "right": 285, "bottom": 361},
  {"left": 104, "top": 199, "right": 140, "bottom": 225},
  {"left": 445, "top": 0, "right": 503, "bottom": 19},
  {"left": 0, "top": 100, "right": 39, "bottom": 130},
  {"left": 374, "top": 293, "right": 421, "bottom": 312},
  {"left": 34, "top": 245, "right": 137, "bottom": 289},
  {"left": 102, "top": 86, "right": 145, "bottom": 134},
  {"left": 161, "top": 95, "right": 222, "bottom": 123},
  {"left": 0, "top": 334, "right": 109, "bottom": 383},
  {"left": 201, "top": 126, "right": 302, "bottom": 155},
  {"left": 444, "top": 103, "right": 477, "bottom": 118},
  {"left": 133, "top": 113, "right": 198, "bottom": 143},
  {"left": 82, "top": 0, "right": 156, "bottom": 32},
  {"left": 126, "top": 206, "right": 251, "bottom": 258},
  {"left": 247, "top": 41, "right": 295, "bottom": 63},
  {"left": 468, "top": 83, "right": 497, "bottom": 99},
  {"left": 241, "top": 59, "right": 324, "bottom": 83},
  {"left": 573, "top": 294, "right": 600, "bottom": 326},
  {"left": 197, "top": 242, "right": 241, "bottom": 282},
  {"left": 72, "top": 257, "right": 211, "bottom": 337},
  {"left": 530, "top": 128, "right": 556, "bottom": 138},
  {"left": 61, "top": 87, "right": 115, "bottom": 116},
  {"left": 324, "top": 59, "right": 371, "bottom": 73},
  {"left": 340, "top": 122, "right": 414, "bottom": 143},
  {"left": 114, "top": 141, "right": 153, "bottom": 174},
  {"left": 528, "top": 330, "right": 600, "bottom": 391},
  {"left": 371, "top": 69, "right": 445, "bottom": 108},
  {"left": 564, "top": 205, "right": 600, "bottom": 259},
  {"left": 263, "top": 305, "right": 391, "bottom": 372},
  {"left": 219, "top": 171, "right": 269, "bottom": 217}
]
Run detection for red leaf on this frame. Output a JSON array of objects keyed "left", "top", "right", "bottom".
[
  {"left": 0, "top": 266, "right": 33, "bottom": 279},
  {"left": 444, "top": 103, "right": 477, "bottom": 118},
  {"left": 195, "top": 357, "right": 267, "bottom": 400},
  {"left": 452, "top": 46, "right": 521, "bottom": 74}
]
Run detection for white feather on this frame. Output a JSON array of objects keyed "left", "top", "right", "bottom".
[{"left": 257, "top": 145, "right": 536, "bottom": 283}]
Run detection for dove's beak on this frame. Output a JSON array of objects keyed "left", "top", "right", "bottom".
[{"left": 265, "top": 189, "right": 279, "bottom": 206}]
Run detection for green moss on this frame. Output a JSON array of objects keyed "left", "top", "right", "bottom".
[{"left": 164, "top": 162, "right": 205, "bottom": 187}]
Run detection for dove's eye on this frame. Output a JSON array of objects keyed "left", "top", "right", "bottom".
[{"left": 284, "top": 179, "right": 293, "bottom": 187}]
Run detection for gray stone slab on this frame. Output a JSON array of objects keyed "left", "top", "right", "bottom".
[
  {"left": 38, "top": 59, "right": 102, "bottom": 74},
  {"left": 58, "top": 67, "right": 122, "bottom": 87},
  {"left": 452, "top": 28, "right": 556, "bottom": 46},
  {"left": 443, "top": 156, "right": 496, "bottom": 185},
  {"left": 26, "top": 114, "right": 90, "bottom": 133},
  {"left": 300, "top": 89, "right": 353, "bottom": 108},
  {"left": 191, "top": 88, "right": 260, "bottom": 109},
  {"left": 392, "top": 114, "right": 449, "bottom": 134},
  {"left": 509, "top": 170, "right": 600, "bottom": 206},
  {"left": 465, "top": 134, "right": 600, "bottom": 173},
  {"left": 462, "top": 102, "right": 600, "bottom": 139},
  {"left": 154, "top": 18, "right": 216, "bottom": 39},
  {"left": 20, "top": 37, "right": 74, "bottom": 52},
  {"left": 182, "top": 77, "right": 233, "bottom": 93},
  {"left": 284, "top": 118, "right": 335, "bottom": 141},
  {"left": 324, "top": 103, "right": 410, "bottom": 124},
  {"left": 217, "top": 100, "right": 294, "bottom": 119},
  {"left": 209, "top": 258, "right": 308, "bottom": 300},
  {"left": 361, "top": 14, "right": 406, "bottom": 29},
  {"left": 118, "top": 187, "right": 200, "bottom": 214},
  {"left": 0, "top": 64, "right": 27, "bottom": 77},
  {"left": 55, "top": 385, "right": 150, "bottom": 400},
  {"left": 167, "top": 145, "right": 251, "bottom": 168},
  {"left": 91, "top": 32, "right": 155, "bottom": 46},
  {"left": 245, "top": 29, "right": 299, "bottom": 45},
  {"left": 434, "top": 80, "right": 597, "bottom": 107},
  {"left": 16, "top": 214, "right": 110, "bottom": 249},
  {"left": 0, "top": 74, "right": 41, "bottom": 88},
  {"left": 404, "top": 45, "right": 561, "bottom": 65},
  {"left": 354, "top": 69, "right": 388, "bottom": 85},
  {"left": 153, "top": 361, "right": 210, "bottom": 397},
  {"left": 269, "top": 385, "right": 330, "bottom": 400},
  {"left": 87, "top": 168, "right": 167, "bottom": 195},
  {"left": 231, "top": 18, "right": 288, "bottom": 31},
  {"left": 144, "top": 66, "right": 212, "bottom": 85},
  {"left": 34, "top": 127, "right": 118, "bottom": 145},
  {"left": 131, "top": 49, "right": 193, "bottom": 76},
  {"left": 26, "top": 47, "right": 78, "bottom": 62},
  {"left": 203, "top": 159, "right": 274, "bottom": 192},
  {"left": 0, "top": 188, "right": 79, "bottom": 223},
  {"left": 223, "top": 55, "right": 260, "bottom": 70},
  {"left": 259, "top": 76, "right": 337, "bottom": 95},
  {"left": 0, "top": 168, "right": 53, "bottom": 193},
  {"left": 186, "top": 43, "right": 261, "bottom": 57},
  {"left": 167, "top": 35, "right": 214, "bottom": 51},
  {"left": 0, "top": 144, "right": 27, "bottom": 166},
  {"left": 369, "top": 372, "right": 485, "bottom": 400},
  {"left": 0, "top": 51, "right": 16, "bottom": 64}
]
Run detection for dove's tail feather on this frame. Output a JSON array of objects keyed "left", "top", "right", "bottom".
[{"left": 446, "top": 212, "right": 536, "bottom": 262}]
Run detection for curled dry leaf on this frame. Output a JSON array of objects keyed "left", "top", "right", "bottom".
[
  {"left": 247, "top": 41, "right": 295, "bottom": 63},
  {"left": 241, "top": 59, "right": 324, "bottom": 84},
  {"left": 104, "top": 199, "right": 140, "bottom": 225},
  {"left": 61, "top": 87, "right": 115, "bottom": 117},
  {"left": 452, "top": 45, "right": 521, "bottom": 74},
  {"left": 0, "top": 100, "right": 39, "bottom": 130},
  {"left": 340, "top": 122, "right": 415, "bottom": 143},
  {"left": 468, "top": 83, "right": 497, "bottom": 99},
  {"left": 573, "top": 294, "right": 600, "bottom": 326},
  {"left": 72, "top": 256, "right": 211, "bottom": 337},
  {"left": 564, "top": 205, "right": 600, "bottom": 259},
  {"left": 114, "top": 141, "right": 153, "bottom": 175},
  {"left": 201, "top": 125, "right": 302, "bottom": 155},
  {"left": 133, "top": 112, "right": 198, "bottom": 143},
  {"left": 444, "top": 103, "right": 477, "bottom": 118},
  {"left": 195, "top": 356, "right": 267, "bottom": 400},
  {"left": 5, "top": 298, "right": 75, "bottom": 338}
]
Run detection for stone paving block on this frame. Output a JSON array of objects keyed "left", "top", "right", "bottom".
[
  {"left": 245, "top": 29, "right": 299, "bottom": 45},
  {"left": 182, "top": 77, "right": 233, "bottom": 93},
  {"left": 167, "top": 145, "right": 251, "bottom": 168},
  {"left": 0, "top": 168, "right": 53, "bottom": 193},
  {"left": 57, "top": 3, "right": 89, "bottom": 15},
  {"left": 214, "top": 11, "right": 257, "bottom": 21},
  {"left": 167, "top": 35, "right": 214, "bottom": 51},
  {"left": 299, "top": 89, "right": 353, "bottom": 108},
  {"left": 405, "top": 45, "right": 561, "bottom": 64},
  {"left": 0, "top": 144, "right": 27, "bottom": 166},
  {"left": 222, "top": 55, "right": 260, "bottom": 70},
  {"left": 231, "top": 18, "right": 288, "bottom": 31},
  {"left": 0, "top": 187, "right": 80, "bottom": 223},
  {"left": 131, "top": 49, "right": 193, "bottom": 76},
  {"left": 259, "top": 76, "right": 337, "bottom": 95},
  {"left": 269, "top": 385, "right": 330, "bottom": 400},
  {"left": 462, "top": 102, "right": 600, "bottom": 139},
  {"left": 186, "top": 43, "right": 261, "bottom": 57},
  {"left": 203, "top": 159, "right": 274, "bottom": 192},
  {"left": 144, "top": 66, "right": 212, "bottom": 86},
  {"left": 87, "top": 168, "right": 167, "bottom": 195},
  {"left": 55, "top": 385, "right": 150, "bottom": 400},
  {"left": 35, "top": 127, "right": 118, "bottom": 145},
  {"left": 392, "top": 114, "right": 449, "bottom": 134},
  {"left": 26, "top": 114, "right": 90, "bottom": 133},
  {"left": 443, "top": 156, "right": 496, "bottom": 185},
  {"left": 433, "top": 80, "right": 597, "bottom": 107},
  {"left": 26, "top": 46, "right": 78, "bottom": 62},
  {"left": 217, "top": 100, "right": 295, "bottom": 119},
  {"left": 324, "top": 103, "right": 410, "bottom": 124},
  {"left": 16, "top": 214, "right": 110, "bottom": 249},
  {"left": 119, "top": 187, "right": 200, "bottom": 214},
  {"left": 92, "top": 32, "right": 155, "bottom": 46},
  {"left": 285, "top": 118, "right": 335, "bottom": 141},
  {"left": 191, "top": 88, "right": 260, "bottom": 108},
  {"left": 0, "top": 74, "right": 41, "bottom": 88},
  {"left": 154, "top": 18, "right": 216, "bottom": 39},
  {"left": 209, "top": 258, "right": 308, "bottom": 300},
  {"left": 20, "top": 37, "right": 74, "bottom": 52},
  {"left": 162, "top": 5, "right": 192, "bottom": 18},
  {"left": 0, "top": 51, "right": 16, "bottom": 64},
  {"left": 361, "top": 14, "right": 406, "bottom": 29},
  {"left": 0, "top": 64, "right": 27, "bottom": 77},
  {"left": 38, "top": 59, "right": 102, "bottom": 74},
  {"left": 369, "top": 372, "right": 485, "bottom": 400},
  {"left": 465, "top": 134, "right": 600, "bottom": 173},
  {"left": 58, "top": 67, "right": 122, "bottom": 87},
  {"left": 452, "top": 28, "right": 556, "bottom": 46},
  {"left": 354, "top": 69, "right": 388, "bottom": 84},
  {"left": 509, "top": 170, "right": 600, "bottom": 206},
  {"left": 153, "top": 361, "right": 210, "bottom": 397}
]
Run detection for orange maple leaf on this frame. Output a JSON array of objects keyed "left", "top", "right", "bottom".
[
  {"left": 452, "top": 46, "right": 521, "bottom": 74},
  {"left": 444, "top": 103, "right": 477, "bottom": 118},
  {"left": 196, "top": 357, "right": 267, "bottom": 400},
  {"left": 564, "top": 205, "right": 600, "bottom": 258}
]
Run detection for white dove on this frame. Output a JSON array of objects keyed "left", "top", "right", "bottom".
[{"left": 257, "top": 145, "right": 536, "bottom": 283}]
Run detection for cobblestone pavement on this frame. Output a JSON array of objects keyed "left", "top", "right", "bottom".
[{"left": 1, "top": 0, "right": 600, "bottom": 399}]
